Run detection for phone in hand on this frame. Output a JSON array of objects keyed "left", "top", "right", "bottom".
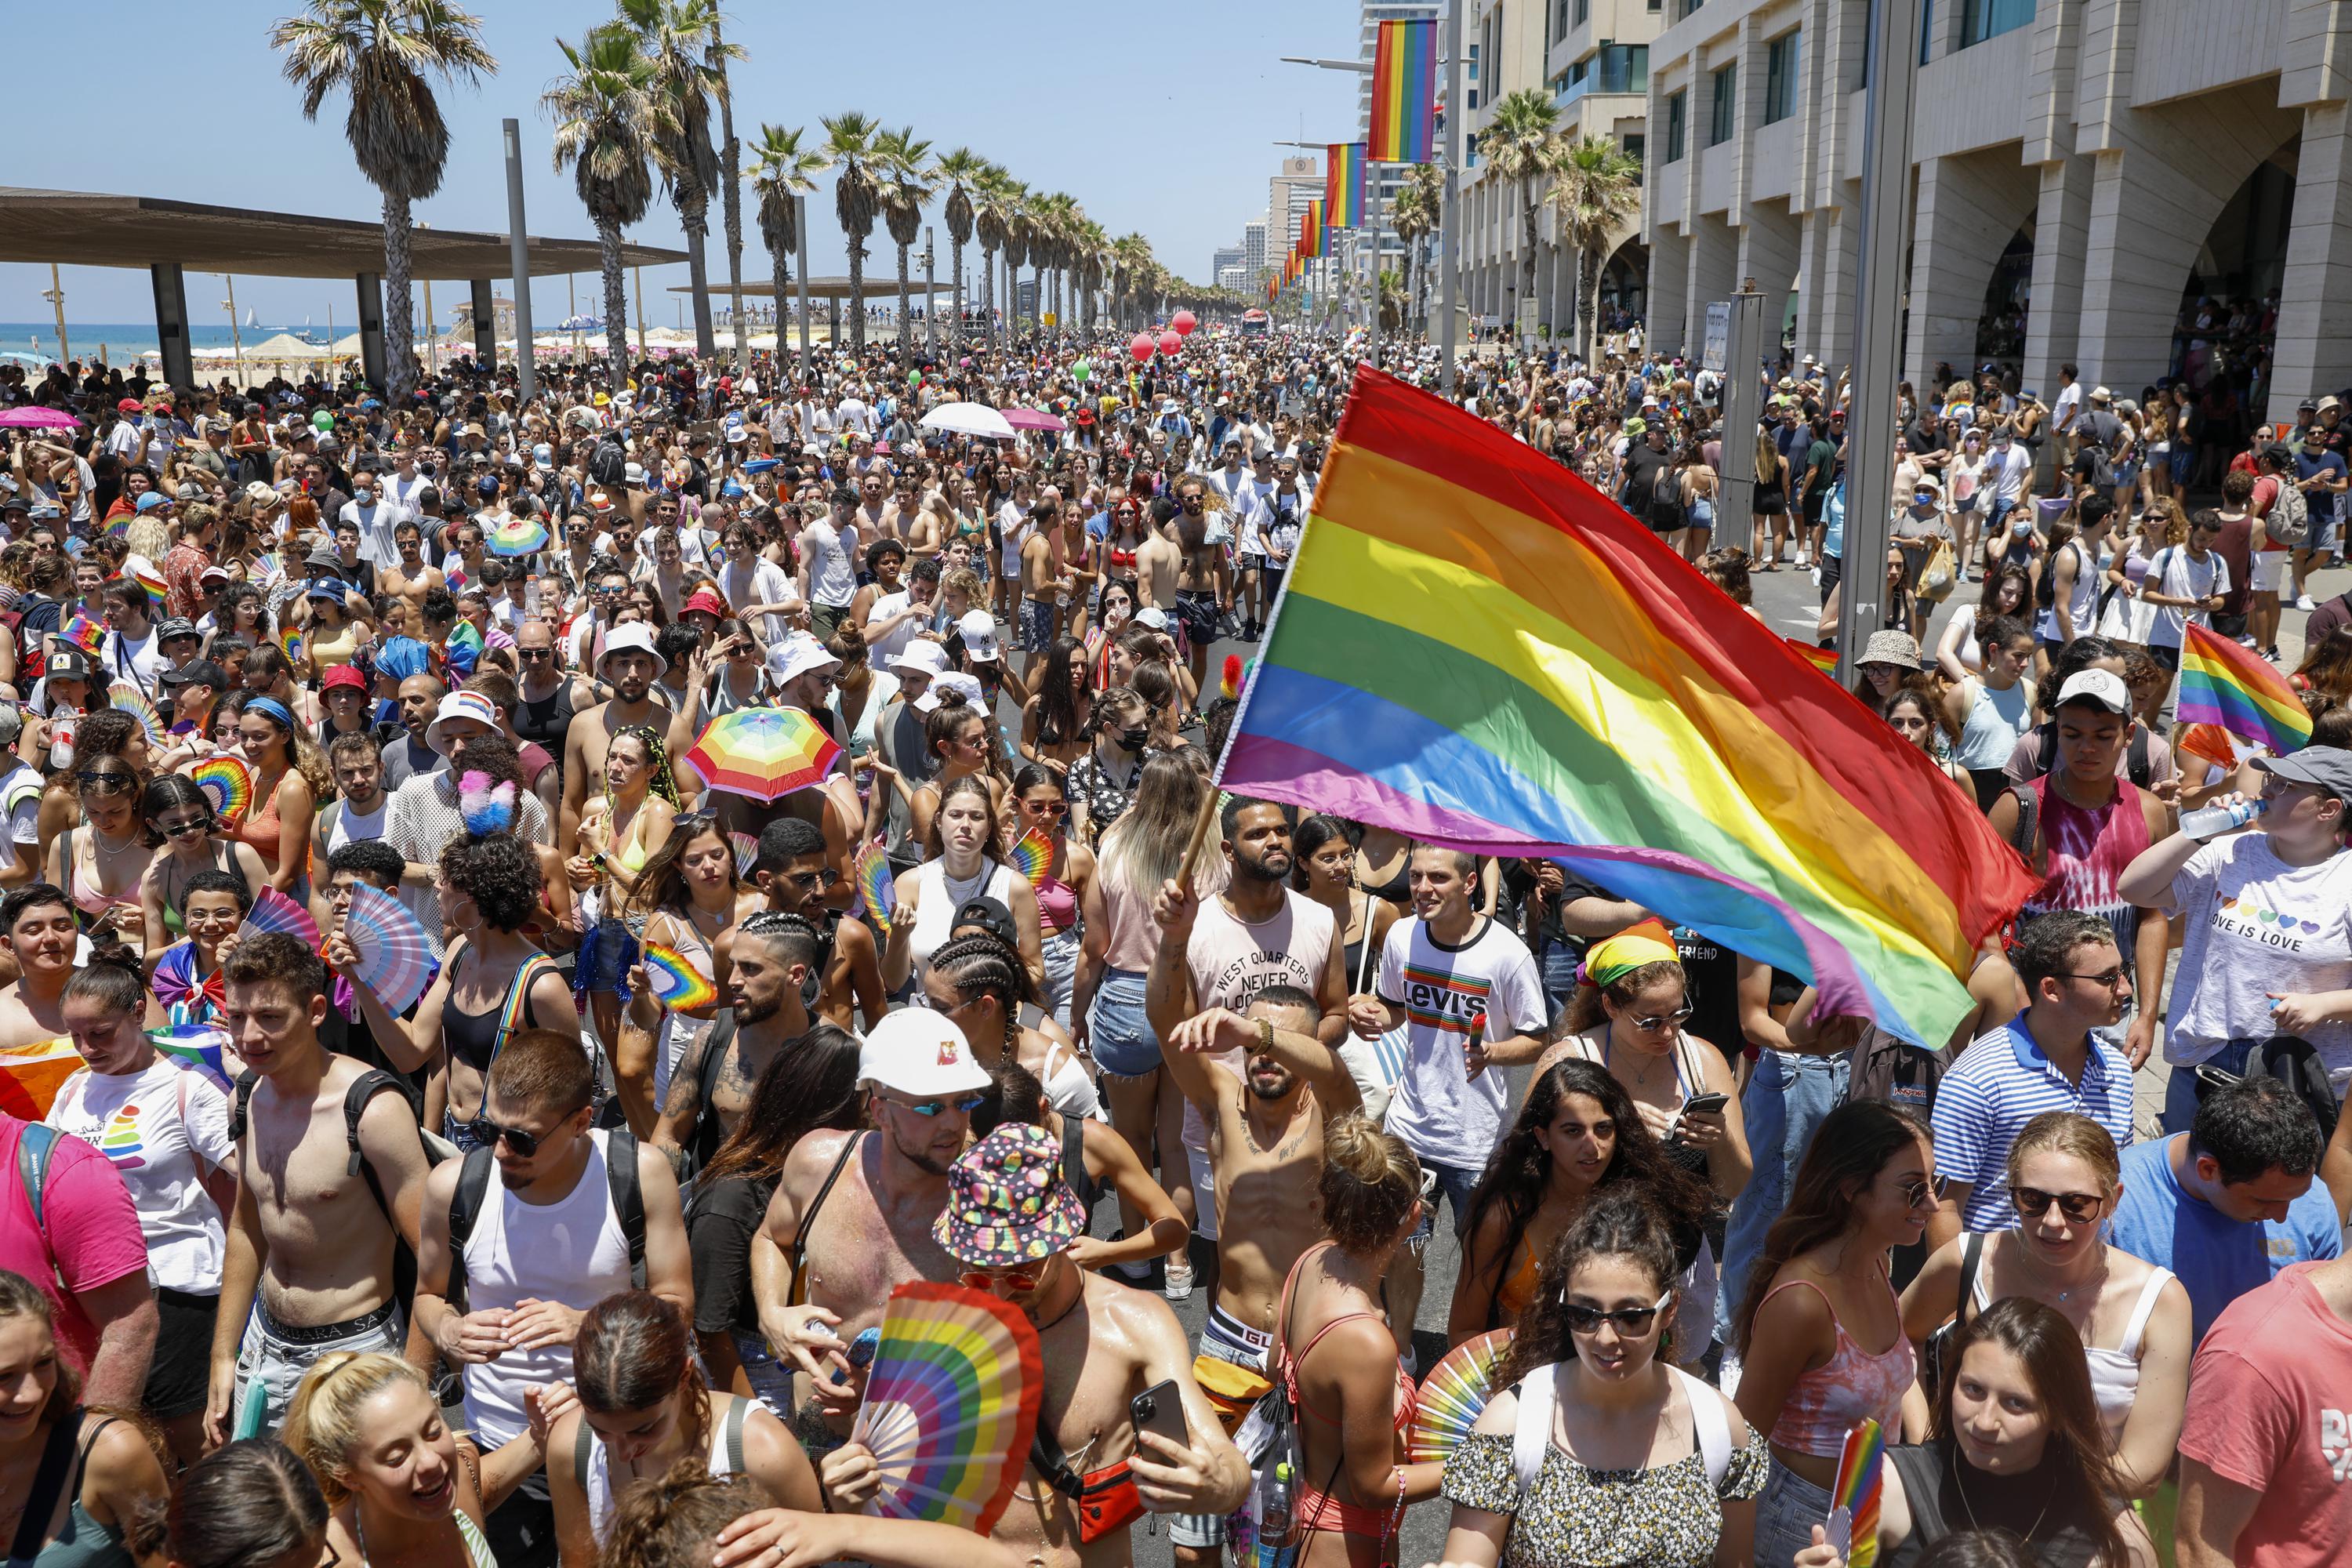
[
  {"left": 1130, "top": 1378, "right": 1189, "bottom": 1454},
  {"left": 1682, "top": 1092, "right": 1730, "bottom": 1116}
]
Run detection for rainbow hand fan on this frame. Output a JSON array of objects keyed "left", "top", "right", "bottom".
[
  {"left": 855, "top": 840, "right": 895, "bottom": 935},
  {"left": 1005, "top": 826, "right": 1054, "bottom": 884},
  {"left": 191, "top": 755, "right": 255, "bottom": 826},
  {"left": 1406, "top": 1328, "right": 1513, "bottom": 1465},
  {"left": 278, "top": 623, "right": 307, "bottom": 668},
  {"left": 853, "top": 1281, "right": 1042, "bottom": 1536},
  {"left": 107, "top": 683, "right": 162, "bottom": 746},
  {"left": 1824, "top": 1417, "right": 1885, "bottom": 1567},
  {"left": 728, "top": 832, "right": 760, "bottom": 877},
  {"left": 238, "top": 886, "right": 321, "bottom": 947},
  {"left": 343, "top": 882, "right": 437, "bottom": 1014},
  {"left": 641, "top": 941, "right": 719, "bottom": 1011}
]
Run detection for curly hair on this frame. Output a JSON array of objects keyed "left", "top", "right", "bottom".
[
  {"left": 1497, "top": 1187, "right": 1684, "bottom": 1385},
  {"left": 449, "top": 730, "right": 525, "bottom": 794},
  {"left": 1561, "top": 956, "right": 1687, "bottom": 1036},
  {"left": 439, "top": 833, "right": 543, "bottom": 932},
  {"left": 601, "top": 1461, "right": 774, "bottom": 1568}
]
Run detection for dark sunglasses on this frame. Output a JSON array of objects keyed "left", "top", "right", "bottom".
[
  {"left": 468, "top": 1112, "right": 576, "bottom": 1157},
  {"left": 1903, "top": 1172, "right": 1952, "bottom": 1210},
  {"left": 1559, "top": 1287, "right": 1673, "bottom": 1335},
  {"left": 154, "top": 815, "right": 209, "bottom": 838},
  {"left": 2012, "top": 1185, "right": 2103, "bottom": 1225},
  {"left": 889, "top": 1093, "right": 986, "bottom": 1119}
]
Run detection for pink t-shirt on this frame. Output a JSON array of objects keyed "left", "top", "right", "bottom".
[
  {"left": 0, "top": 1113, "right": 149, "bottom": 1372},
  {"left": 2178, "top": 1261, "right": 2352, "bottom": 1568}
]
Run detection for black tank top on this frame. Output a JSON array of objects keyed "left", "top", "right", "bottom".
[{"left": 513, "top": 677, "right": 576, "bottom": 767}]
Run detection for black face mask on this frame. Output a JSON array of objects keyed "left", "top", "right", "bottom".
[{"left": 1115, "top": 726, "right": 1149, "bottom": 753}]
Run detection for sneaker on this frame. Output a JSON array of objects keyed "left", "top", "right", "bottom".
[
  {"left": 2266, "top": 646, "right": 2284, "bottom": 663},
  {"left": 2297, "top": 593, "right": 2318, "bottom": 612},
  {"left": 1795, "top": 549, "right": 1812, "bottom": 569},
  {"left": 1163, "top": 1258, "right": 1194, "bottom": 1301}
]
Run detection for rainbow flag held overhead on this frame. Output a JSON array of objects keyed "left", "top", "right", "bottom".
[
  {"left": 1370, "top": 18, "right": 1439, "bottom": 164},
  {"left": 1325, "top": 142, "right": 1367, "bottom": 229},
  {"left": 2177, "top": 622, "right": 2310, "bottom": 755},
  {"left": 1218, "top": 370, "right": 2038, "bottom": 1047}
]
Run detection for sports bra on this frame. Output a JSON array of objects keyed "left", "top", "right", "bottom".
[
  {"left": 1034, "top": 866, "right": 1078, "bottom": 935},
  {"left": 444, "top": 945, "right": 561, "bottom": 1076}
]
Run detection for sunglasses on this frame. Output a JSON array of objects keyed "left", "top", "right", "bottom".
[
  {"left": 782, "top": 868, "right": 839, "bottom": 891},
  {"left": 1560, "top": 1287, "right": 1673, "bottom": 1335},
  {"left": 154, "top": 815, "right": 209, "bottom": 839},
  {"left": 960, "top": 1265, "right": 1042, "bottom": 1292},
  {"left": 888, "top": 1094, "right": 987, "bottom": 1119},
  {"left": 517, "top": 647, "right": 554, "bottom": 662},
  {"left": 1903, "top": 1172, "right": 1952, "bottom": 1210},
  {"left": 76, "top": 771, "right": 136, "bottom": 795},
  {"left": 468, "top": 1112, "right": 575, "bottom": 1157},
  {"left": 1630, "top": 1004, "right": 1695, "bottom": 1032},
  {"left": 2013, "top": 1185, "right": 2103, "bottom": 1225}
]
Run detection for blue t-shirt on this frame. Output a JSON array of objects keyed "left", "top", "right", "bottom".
[
  {"left": 2294, "top": 450, "right": 2346, "bottom": 524},
  {"left": 2105, "top": 1133, "right": 2341, "bottom": 1342}
]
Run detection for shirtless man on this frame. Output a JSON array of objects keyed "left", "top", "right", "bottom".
[
  {"left": 826, "top": 1123, "right": 1250, "bottom": 1568},
  {"left": 379, "top": 517, "right": 447, "bottom": 616},
  {"left": 1018, "top": 498, "right": 1069, "bottom": 682},
  {"left": 559, "top": 622, "right": 672, "bottom": 854},
  {"left": 752, "top": 1011, "right": 985, "bottom": 1454},
  {"left": 1170, "top": 479, "right": 1229, "bottom": 692},
  {"left": 0, "top": 880, "right": 80, "bottom": 1051},
  {"left": 720, "top": 816, "right": 885, "bottom": 1027},
  {"left": 656, "top": 911, "right": 822, "bottom": 1169},
  {"left": 1134, "top": 496, "right": 1182, "bottom": 617},
  {"left": 205, "top": 934, "right": 431, "bottom": 1443}
]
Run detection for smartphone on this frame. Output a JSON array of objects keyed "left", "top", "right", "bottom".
[
  {"left": 1130, "top": 1378, "right": 1189, "bottom": 1452},
  {"left": 1682, "top": 1092, "right": 1730, "bottom": 1116}
]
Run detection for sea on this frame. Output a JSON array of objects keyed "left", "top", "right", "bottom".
[{"left": 0, "top": 322, "right": 323, "bottom": 365}]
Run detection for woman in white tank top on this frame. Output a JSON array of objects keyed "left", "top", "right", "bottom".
[{"left": 882, "top": 775, "right": 1045, "bottom": 1000}]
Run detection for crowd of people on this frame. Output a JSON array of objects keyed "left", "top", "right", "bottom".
[{"left": 0, "top": 314, "right": 2347, "bottom": 1568}]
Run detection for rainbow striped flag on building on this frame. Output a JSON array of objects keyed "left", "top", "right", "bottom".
[
  {"left": 2177, "top": 622, "right": 2311, "bottom": 755},
  {"left": 1370, "top": 19, "right": 1439, "bottom": 164},
  {"left": 1218, "top": 370, "right": 2037, "bottom": 1047},
  {"left": 1325, "top": 142, "right": 1367, "bottom": 229}
]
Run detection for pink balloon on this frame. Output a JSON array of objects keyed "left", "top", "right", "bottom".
[
  {"left": 1128, "top": 332, "right": 1156, "bottom": 364},
  {"left": 1158, "top": 330, "right": 1182, "bottom": 356},
  {"left": 1171, "top": 310, "right": 1198, "bottom": 337}
]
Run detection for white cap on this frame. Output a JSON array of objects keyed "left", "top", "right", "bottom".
[
  {"left": 859, "top": 1008, "right": 991, "bottom": 1097},
  {"left": 2055, "top": 669, "right": 2129, "bottom": 714},
  {"left": 956, "top": 608, "right": 1000, "bottom": 663},
  {"left": 426, "top": 689, "right": 501, "bottom": 755},
  {"left": 768, "top": 631, "right": 843, "bottom": 686},
  {"left": 915, "top": 670, "right": 985, "bottom": 713},
  {"left": 598, "top": 622, "right": 668, "bottom": 677},
  {"left": 887, "top": 639, "right": 949, "bottom": 680},
  {"left": 1133, "top": 605, "right": 1171, "bottom": 632}
]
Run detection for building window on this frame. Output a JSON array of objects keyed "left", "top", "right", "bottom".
[
  {"left": 1678, "top": 0, "right": 1704, "bottom": 17},
  {"left": 1664, "top": 90, "right": 1686, "bottom": 162},
  {"left": 1574, "top": 0, "right": 1590, "bottom": 23},
  {"left": 1622, "top": 132, "right": 1645, "bottom": 183},
  {"left": 1708, "top": 63, "right": 1737, "bottom": 145},
  {"left": 1764, "top": 30, "right": 1799, "bottom": 123},
  {"left": 1959, "top": 0, "right": 2032, "bottom": 46}
]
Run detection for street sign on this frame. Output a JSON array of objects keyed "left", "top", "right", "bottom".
[{"left": 1703, "top": 301, "right": 1730, "bottom": 373}]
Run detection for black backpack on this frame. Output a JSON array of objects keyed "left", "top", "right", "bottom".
[
  {"left": 589, "top": 434, "right": 628, "bottom": 488},
  {"left": 443, "top": 1126, "right": 648, "bottom": 1312},
  {"left": 231, "top": 1066, "right": 441, "bottom": 1308},
  {"left": 2191, "top": 1036, "right": 2340, "bottom": 1139}
]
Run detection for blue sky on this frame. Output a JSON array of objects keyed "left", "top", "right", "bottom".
[{"left": 2, "top": 0, "right": 1359, "bottom": 328}]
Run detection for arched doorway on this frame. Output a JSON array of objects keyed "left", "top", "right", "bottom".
[
  {"left": 1595, "top": 237, "right": 1650, "bottom": 331},
  {"left": 2172, "top": 135, "right": 2298, "bottom": 410},
  {"left": 1976, "top": 219, "right": 2034, "bottom": 372}
]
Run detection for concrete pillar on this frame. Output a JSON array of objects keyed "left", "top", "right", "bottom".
[
  {"left": 470, "top": 279, "right": 497, "bottom": 368},
  {"left": 1685, "top": 214, "right": 1740, "bottom": 358},
  {"left": 1737, "top": 199, "right": 1803, "bottom": 350},
  {"left": 149, "top": 263, "right": 193, "bottom": 392},
  {"left": 2270, "top": 100, "right": 2352, "bottom": 408},
  {"left": 356, "top": 273, "right": 386, "bottom": 389},
  {"left": 2020, "top": 154, "right": 2096, "bottom": 397},
  {"left": 1801, "top": 204, "right": 1861, "bottom": 377},
  {"left": 828, "top": 296, "right": 841, "bottom": 343},
  {"left": 1649, "top": 227, "right": 1691, "bottom": 356},
  {"left": 1903, "top": 153, "right": 2035, "bottom": 389}
]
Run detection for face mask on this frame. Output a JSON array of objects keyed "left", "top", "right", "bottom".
[
  {"left": 354, "top": 488, "right": 374, "bottom": 506},
  {"left": 1115, "top": 725, "right": 1149, "bottom": 753}
]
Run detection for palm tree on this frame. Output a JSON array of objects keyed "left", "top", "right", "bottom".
[
  {"left": 1548, "top": 135, "right": 1644, "bottom": 363},
  {"left": 1391, "top": 161, "right": 1443, "bottom": 334},
  {"left": 936, "top": 147, "right": 985, "bottom": 344},
  {"left": 999, "top": 183, "right": 1033, "bottom": 337},
  {"left": 618, "top": 0, "right": 736, "bottom": 359},
  {"left": 268, "top": 0, "right": 496, "bottom": 397},
  {"left": 873, "top": 126, "right": 935, "bottom": 364},
  {"left": 1111, "top": 233, "right": 1151, "bottom": 331},
  {"left": 1074, "top": 218, "right": 1108, "bottom": 332},
  {"left": 750, "top": 123, "right": 829, "bottom": 371},
  {"left": 972, "top": 163, "right": 1015, "bottom": 344},
  {"left": 820, "top": 111, "right": 885, "bottom": 354},
  {"left": 543, "top": 21, "right": 673, "bottom": 373},
  {"left": 707, "top": 11, "right": 746, "bottom": 368},
  {"left": 1482, "top": 87, "right": 1565, "bottom": 344}
]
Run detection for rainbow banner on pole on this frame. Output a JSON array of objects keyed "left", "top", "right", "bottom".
[
  {"left": 2177, "top": 622, "right": 2312, "bottom": 755},
  {"left": 1218, "top": 371, "right": 2036, "bottom": 1046},
  {"left": 1299, "top": 198, "right": 1326, "bottom": 260},
  {"left": 1326, "top": 143, "right": 1367, "bottom": 229},
  {"left": 1370, "top": 18, "right": 1439, "bottom": 164}
]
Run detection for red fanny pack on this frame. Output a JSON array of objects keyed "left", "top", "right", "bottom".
[{"left": 1032, "top": 1429, "right": 1144, "bottom": 1544}]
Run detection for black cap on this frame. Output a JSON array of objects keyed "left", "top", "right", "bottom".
[
  {"left": 951, "top": 896, "right": 1018, "bottom": 949},
  {"left": 44, "top": 649, "right": 93, "bottom": 681},
  {"left": 160, "top": 659, "right": 227, "bottom": 690}
]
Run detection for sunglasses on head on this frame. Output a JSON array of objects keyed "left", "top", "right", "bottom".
[
  {"left": 2012, "top": 1185, "right": 2103, "bottom": 1225},
  {"left": 76, "top": 771, "right": 136, "bottom": 794},
  {"left": 1559, "top": 1287, "right": 1673, "bottom": 1335}
]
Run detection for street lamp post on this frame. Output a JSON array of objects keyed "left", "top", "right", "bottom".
[{"left": 1440, "top": 0, "right": 1462, "bottom": 396}]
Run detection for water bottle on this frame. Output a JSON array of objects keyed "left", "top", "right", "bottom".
[
  {"left": 2179, "top": 797, "right": 2267, "bottom": 840},
  {"left": 1256, "top": 1458, "right": 1294, "bottom": 1542}
]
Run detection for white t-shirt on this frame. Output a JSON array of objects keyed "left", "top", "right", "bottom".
[
  {"left": 1377, "top": 916, "right": 1547, "bottom": 1174},
  {"left": 103, "top": 626, "right": 169, "bottom": 696},
  {"left": 2165, "top": 834, "right": 2352, "bottom": 1082},
  {"left": 800, "top": 517, "right": 860, "bottom": 610},
  {"left": 2147, "top": 544, "right": 2230, "bottom": 649},
  {"left": 720, "top": 557, "right": 797, "bottom": 644},
  {"left": 2054, "top": 381, "right": 2083, "bottom": 429},
  {"left": 0, "top": 760, "right": 41, "bottom": 855},
  {"left": 47, "top": 1059, "right": 234, "bottom": 1294}
]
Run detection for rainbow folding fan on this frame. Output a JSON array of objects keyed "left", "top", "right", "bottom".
[
  {"left": 852, "top": 1280, "right": 1042, "bottom": 1536},
  {"left": 1406, "top": 1327, "right": 1513, "bottom": 1465},
  {"left": 641, "top": 941, "right": 720, "bottom": 1011},
  {"left": 190, "top": 754, "right": 254, "bottom": 826},
  {"left": 343, "top": 882, "right": 437, "bottom": 1015}
]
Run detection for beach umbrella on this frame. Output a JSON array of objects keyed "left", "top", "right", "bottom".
[
  {"left": 686, "top": 707, "right": 844, "bottom": 804},
  {"left": 919, "top": 402, "right": 1018, "bottom": 441},
  {"left": 0, "top": 408, "right": 78, "bottom": 430},
  {"left": 486, "top": 516, "right": 550, "bottom": 557},
  {"left": 557, "top": 314, "right": 604, "bottom": 332}
]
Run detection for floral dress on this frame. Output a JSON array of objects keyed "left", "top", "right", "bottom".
[{"left": 1440, "top": 1422, "right": 1767, "bottom": 1568}]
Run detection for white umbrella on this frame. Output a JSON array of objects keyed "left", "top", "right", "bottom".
[{"left": 920, "top": 401, "right": 1016, "bottom": 441}]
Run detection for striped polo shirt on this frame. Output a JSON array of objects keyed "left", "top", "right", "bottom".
[{"left": 1932, "top": 1017, "right": 2136, "bottom": 1231}]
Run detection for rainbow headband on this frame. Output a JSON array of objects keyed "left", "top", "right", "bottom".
[{"left": 1584, "top": 919, "right": 1681, "bottom": 988}]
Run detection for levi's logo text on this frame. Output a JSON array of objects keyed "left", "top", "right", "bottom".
[{"left": 1401, "top": 963, "right": 1491, "bottom": 1035}]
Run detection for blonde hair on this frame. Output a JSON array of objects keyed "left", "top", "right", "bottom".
[
  {"left": 2005, "top": 1111, "right": 2121, "bottom": 1192},
  {"left": 283, "top": 1352, "right": 431, "bottom": 1507},
  {"left": 1316, "top": 1112, "right": 1423, "bottom": 1254},
  {"left": 124, "top": 517, "right": 171, "bottom": 564}
]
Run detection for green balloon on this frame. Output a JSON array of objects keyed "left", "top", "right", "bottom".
[
  {"left": 311, "top": 410, "right": 334, "bottom": 431},
  {"left": 1073, "top": 360, "right": 1091, "bottom": 382},
  {"left": 909, "top": 368, "right": 922, "bottom": 385}
]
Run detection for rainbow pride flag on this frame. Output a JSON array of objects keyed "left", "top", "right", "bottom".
[
  {"left": 0, "top": 1036, "right": 83, "bottom": 1119},
  {"left": 1219, "top": 371, "right": 2037, "bottom": 1046},
  {"left": 1370, "top": 18, "right": 1438, "bottom": 164},
  {"left": 1325, "top": 143, "right": 1367, "bottom": 230},
  {"left": 1787, "top": 637, "right": 1840, "bottom": 677},
  {"left": 2178, "top": 622, "right": 2310, "bottom": 755},
  {"left": 1299, "top": 199, "right": 1326, "bottom": 260}
]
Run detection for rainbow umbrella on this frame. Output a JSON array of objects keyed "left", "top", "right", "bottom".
[
  {"left": 487, "top": 516, "right": 550, "bottom": 557},
  {"left": 685, "top": 707, "right": 842, "bottom": 804}
]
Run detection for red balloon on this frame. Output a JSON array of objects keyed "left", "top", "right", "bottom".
[
  {"left": 1128, "top": 332, "right": 1156, "bottom": 364},
  {"left": 1158, "top": 330, "right": 1182, "bottom": 356},
  {"left": 1171, "top": 309, "right": 1198, "bottom": 337}
]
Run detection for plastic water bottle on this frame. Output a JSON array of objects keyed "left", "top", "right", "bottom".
[
  {"left": 1256, "top": 1459, "right": 1294, "bottom": 1542},
  {"left": 2179, "top": 797, "right": 2267, "bottom": 841}
]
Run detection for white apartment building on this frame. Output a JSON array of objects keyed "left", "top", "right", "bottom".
[{"left": 1642, "top": 0, "right": 2352, "bottom": 408}]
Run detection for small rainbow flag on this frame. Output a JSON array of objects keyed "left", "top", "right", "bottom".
[
  {"left": 1369, "top": 18, "right": 1439, "bottom": 165},
  {"left": 148, "top": 1025, "right": 234, "bottom": 1090},
  {"left": 130, "top": 563, "right": 168, "bottom": 615},
  {"left": 1786, "top": 637, "right": 1840, "bottom": 677},
  {"left": 642, "top": 941, "right": 719, "bottom": 1010},
  {"left": 0, "top": 1037, "right": 83, "bottom": 1119},
  {"left": 1325, "top": 143, "right": 1367, "bottom": 230},
  {"left": 1220, "top": 370, "right": 2037, "bottom": 1047},
  {"left": 60, "top": 613, "right": 105, "bottom": 655},
  {"left": 2177, "top": 622, "right": 2310, "bottom": 756},
  {"left": 1299, "top": 198, "right": 1326, "bottom": 260}
]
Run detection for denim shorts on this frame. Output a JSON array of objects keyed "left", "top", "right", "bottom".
[
  {"left": 1406, "top": 1156, "right": 1482, "bottom": 1250},
  {"left": 1087, "top": 967, "right": 1162, "bottom": 1078},
  {"left": 1751, "top": 1461, "right": 1835, "bottom": 1568},
  {"left": 1040, "top": 927, "right": 1080, "bottom": 1032}
]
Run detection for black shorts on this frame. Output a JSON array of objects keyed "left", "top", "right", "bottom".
[
  {"left": 1177, "top": 590, "right": 1221, "bottom": 645},
  {"left": 146, "top": 1288, "right": 220, "bottom": 1420}
]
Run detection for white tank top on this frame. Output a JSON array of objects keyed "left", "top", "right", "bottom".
[
  {"left": 459, "top": 1128, "right": 636, "bottom": 1446},
  {"left": 328, "top": 795, "right": 388, "bottom": 854},
  {"left": 906, "top": 857, "right": 1015, "bottom": 996},
  {"left": 584, "top": 1396, "right": 748, "bottom": 1544},
  {"left": 1972, "top": 1243, "right": 2173, "bottom": 1440}
]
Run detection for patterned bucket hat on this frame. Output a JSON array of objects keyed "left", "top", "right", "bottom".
[{"left": 933, "top": 1123, "right": 1088, "bottom": 1268}]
